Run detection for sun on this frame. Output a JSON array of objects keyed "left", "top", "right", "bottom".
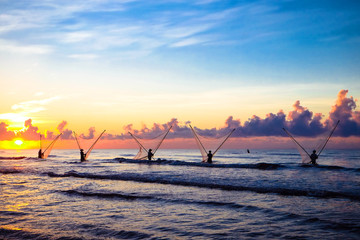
[{"left": 14, "top": 139, "right": 23, "bottom": 146}]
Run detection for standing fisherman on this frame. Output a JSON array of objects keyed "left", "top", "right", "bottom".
[
  {"left": 207, "top": 150, "right": 213, "bottom": 163},
  {"left": 148, "top": 149, "right": 154, "bottom": 161},
  {"left": 310, "top": 150, "right": 318, "bottom": 165}
]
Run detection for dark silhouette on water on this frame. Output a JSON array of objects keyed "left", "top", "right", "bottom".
[
  {"left": 80, "top": 149, "right": 86, "bottom": 162},
  {"left": 73, "top": 130, "right": 106, "bottom": 162},
  {"left": 148, "top": 149, "right": 154, "bottom": 161},
  {"left": 207, "top": 150, "right": 213, "bottom": 163},
  {"left": 189, "top": 124, "right": 235, "bottom": 163},
  {"left": 38, "top": 134, "right": 44, "bottom": 159},
  {"left": 247, "top": 149, "right": 250, "bottom": 153},
  {"left": 38, "top": 133, "right": 62, "bottom": 159},
  {"left": 310, "top": 150, "right": 318, "bottom": 165},
  {"left": 38, "top": 149, "right": 44, "bottom": 159},
  {"left": 283, "top": 120, "right": 339, "bottom": 164},
  {"left": 128, "top": 126, "right": 172, "bottom": 160}
]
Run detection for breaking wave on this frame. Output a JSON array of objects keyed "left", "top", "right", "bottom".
[
  {"left": 48, "top": 170, "right": 360, "bottom": 201},
  {"left": 115, "top": 158, "right": 284, "bottom": 170},
  {"left": 115, "top": 157, "right": 360, "bottom": 172},
  {"left": 61, "top": 189, "right": 153, "bottom": 201},
  {"left": 0, "top": 168, "right": 23, "bottom": 174},
  {"left": 0, "top": 156, "right": 26, "bottom": 160}
]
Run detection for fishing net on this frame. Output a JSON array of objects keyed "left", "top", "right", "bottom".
[
  {"left": 129, "top": 127, "right": 172, "bottom": 160},
  {"left": 284, "top": 120, "right": 339, "bottom": 164},
  {"left": 190, "top": 125, "right": 235, "bottom": 162},
  {"left": 73, "top": 130, "right": 105, "bottom": 160},
  {"left": 40, "top": 133, "right": 62, "bottom": 159}
]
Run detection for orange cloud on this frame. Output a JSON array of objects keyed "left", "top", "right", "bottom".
[
  {"left": 0, "top": 89, "right": 359, "bottom": 150},
  {"left": 0, "top": 122, "right": 16, "bottom": 140}
]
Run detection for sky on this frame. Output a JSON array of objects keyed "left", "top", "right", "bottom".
[{"left": 0, "top": 0, "right": 359, "bottom": 149}]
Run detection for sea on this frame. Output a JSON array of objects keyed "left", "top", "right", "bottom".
[{"left": 1, "top": 148, "right": 360, "bottom": 240}]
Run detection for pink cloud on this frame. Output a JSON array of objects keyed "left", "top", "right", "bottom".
[
  {"left": 0, "top": 122, "right": 16, "bottom": 140},
  {"left": 236, "top": 111, "right": 287, "bottom": 137},
  {"left": 16, "top": 119, "right": 40, "bottom": 140},
  {"left": 80, "top": 127, "right": 96, "bottom": 140},
  {"left": 0, "top": 90, "right": 359, "bottom": 147},
  {"left": 326, "top": 90, "right": 360, "bottom": 136},
  {"left": 57, "top": 121, "right": 73, "bottom": 139},
  {"left": 285, "top": 100, "right": 325, "bottom": 136}
]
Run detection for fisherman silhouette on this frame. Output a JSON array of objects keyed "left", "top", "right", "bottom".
[
  {"left": 207, "top": 150, "right": 213, "bottom": 163},
  {"left": 148, "top": 149, "right": 154, "bottom": 161},
  {"left": 310, "top": 150, "right": 318, "bottom": 165},
  {"left": 38, "top": 149, "right": 44, "bottom": 159},
  {"left": 80, "top": 149, "right": 86, "bottom": 162}
]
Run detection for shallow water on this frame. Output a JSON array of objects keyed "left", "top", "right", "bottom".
[{"left": 1, "top": 149, "right": 360, "bottom": 239}]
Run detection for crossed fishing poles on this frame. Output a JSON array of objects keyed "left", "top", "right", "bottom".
[{"left": 282, "top": 120, "right": 340, "bottom": 159}]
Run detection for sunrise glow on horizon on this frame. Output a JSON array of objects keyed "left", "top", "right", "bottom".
[{"left": 0, "top": 1, "right": 359, "bottom": 149}]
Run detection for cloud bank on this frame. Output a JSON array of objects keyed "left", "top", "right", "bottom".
[
  {"left": 1, "top": 90, "right": 359, "bottom": 144},
  {"left": 0, "top": 122, "right": 15, "bottom": 140}
]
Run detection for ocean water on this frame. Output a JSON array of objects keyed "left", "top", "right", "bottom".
[{"left": 1, "top": 148, "right": 360, "bottom": 240}]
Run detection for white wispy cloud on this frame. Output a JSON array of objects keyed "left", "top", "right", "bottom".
[
  {"left": 11, "top": 96, "right": 62, "bottom": 113},
  {"left": 62, "top": 31, "right": 94, "bottom": 43},
  {"left": 197, "top": 6, "right": 242, "bottom": 22},
  {"left": 1, "top": 0, "right": 354, "bottom": 59},
  {"left": 0, "top": 39, "right": 53, "bottom": 54},
  {"left": 171, "top": 36, "right": 211, "bottom": 47},
  {"left": 0, "top": 0, "right": 247, "bottom": 57},
  {"left": 0, "top": 113, "right": 29, "bottom": 123},
  {"left": 195, "top": 0, "right": 221, "bottom": 5},
  {"left": 162, "top": 24, "right": 214, "bottom": 39},
  {"left": 68, "top": 54, "right": 98, "bottom": 60},
  {"left": 0, "top": 96, "right": 62, "bottom": 125},
  {"left": 0, "top": 13, "right": 38, "bottom": 33}
]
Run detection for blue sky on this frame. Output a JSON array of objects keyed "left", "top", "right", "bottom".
[{"left": 0, "top": 0, "right": 359, "bottom": 133}]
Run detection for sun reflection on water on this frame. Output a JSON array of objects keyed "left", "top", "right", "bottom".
[
  {"left": 6, "top": 202, "right": 29, "bottom": 212},
  {"left": 1, "top": 226, "right": 22, "bottom": 231}
]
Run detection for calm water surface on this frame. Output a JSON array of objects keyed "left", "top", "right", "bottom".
[{"left": 1, "top": 149, "right": 360, "bottom": 239}]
